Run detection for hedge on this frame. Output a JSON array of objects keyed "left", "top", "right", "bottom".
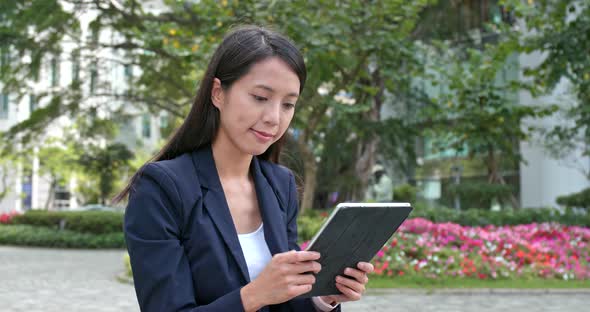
[
  {"left": 0, "top": 224, "right": 125, "bottom": 249},
  {"left": 557, "top": 187, "right": 590, "bottom": 210},
  {"left": 10, "top": 210, "right": 123, "bottom": 234},
  {"left": 410, "top": 203, "right": 590, "bottom": 227}
]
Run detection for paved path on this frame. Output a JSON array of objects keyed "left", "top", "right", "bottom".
[{"left": 1, "top": 246, "right": 588, "bottom": 311}]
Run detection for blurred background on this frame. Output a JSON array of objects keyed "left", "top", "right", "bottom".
[{"left": 0, "top": 0, "right": 589, "bottom": 311}]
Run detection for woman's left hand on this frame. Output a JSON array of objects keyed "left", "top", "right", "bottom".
[{"left": 318, "top": 262, "right": 374, "bottom": 305}]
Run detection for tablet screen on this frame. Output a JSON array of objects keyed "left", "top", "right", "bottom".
[{"left": 299, "top": 202, "right": 413, "bottom": 298}]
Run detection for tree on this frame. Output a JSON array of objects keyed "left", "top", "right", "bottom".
[
  {"left": 1, "top": 0, "right": 433, "bottom": 210},
  {"left": 424, "top": 42, "right": 556, "bottom": 208},
  {"left": 0, "top": 156, "right": 17, "bottom": 202},
  {"left": 37, "top": 142, "right": 80, "bottom": 209},
  {"left": 78, "top": 142, "right": 134, "bottom": 205},
  {"left": 506, "top": 0, "right": 590, "bottom": 178}
]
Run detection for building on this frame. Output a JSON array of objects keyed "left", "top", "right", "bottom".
[{"left": 0, "top": 2, "right": 166, "bottom": 213}]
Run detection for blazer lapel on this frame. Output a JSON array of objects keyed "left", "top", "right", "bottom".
[
  {"left": 251, "top": 157, "right": 289, "bottom": 255},
  {"left": 192, "top": 146, "right": 251, "bottom": 284}
]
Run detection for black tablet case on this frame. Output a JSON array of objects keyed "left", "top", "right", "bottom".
[{"left": 298, "top": 205, "right": 413, "bottom": 298}]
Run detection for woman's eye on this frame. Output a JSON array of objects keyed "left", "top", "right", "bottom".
[
  {"left": 283, "top": 103, "right": 296, "bottom": 110},
  {"left": 252, "top": 95, "right": 268, "bottom": 102}
]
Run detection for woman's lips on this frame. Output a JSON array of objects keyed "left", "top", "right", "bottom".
[{"left": 251, "top": 129, "right": 275, "bottom": 141}]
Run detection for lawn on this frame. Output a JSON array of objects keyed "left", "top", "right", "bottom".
[{"left": 366, "top": 275, "right": 590, "bottom": 289}]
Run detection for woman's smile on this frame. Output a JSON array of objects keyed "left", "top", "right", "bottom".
[{"left": 250, "top": 128, "right": 275, "bottom": 142}]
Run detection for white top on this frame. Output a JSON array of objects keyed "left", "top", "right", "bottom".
[{"left": 237, "top": 223, "right": 272, "bottom": 281}]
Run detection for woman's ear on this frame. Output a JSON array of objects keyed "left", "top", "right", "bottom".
[{"left": 211, "top": 78, "right": 225, "bottom": 110}]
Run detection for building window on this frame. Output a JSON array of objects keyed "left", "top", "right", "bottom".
[
  {"left": 90, "top": 62, "right": 98, "bottom": 94},
  {"left": 124, "top": 63, "right": 132, "bottom": 79},
  {"left": 142, "top": 114, "right": 151, "bottom": 138},
  {"left": 0, "top": 93, "right": 9, "bottom": 119},
  {"left": 71, "top": 51, "right": 80, "bottom": 82},
  {"left": 160, "top": 114, "right": 168, "bottom": 129},
  {"left": 29, "top": 94, "right": 37, "bottom": 113},
  {"left": 50, "top": 55, "right": 60, "bottom": 87}
]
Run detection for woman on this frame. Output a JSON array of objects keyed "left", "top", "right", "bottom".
[{"left": 116, "top": 25, "right": 373, "bottom": 312}]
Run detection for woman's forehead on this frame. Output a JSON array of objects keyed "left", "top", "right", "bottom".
[{"left": 239, "top": 57, "right": 300, "bottom": 96}]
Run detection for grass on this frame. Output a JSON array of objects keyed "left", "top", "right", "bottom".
[{"left": 366, "top": 275, "right": 590, "bottom": 289}]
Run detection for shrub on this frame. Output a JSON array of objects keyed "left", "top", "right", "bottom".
[
  {"left": 447, "top": 182, "right": 513, "bottom": 210},
  {"left": 298, "top": 214, "right": 326, "bottom": 242},
  {"left": 0, "top": 224, "right": 125, "bottom": 248},
  {"left": 557, "top": 188, "right": 590, "bottom": 210},
  {"left": 10, "top": 210, "right": 123, "bottom": 234},
  {"left": 393, "top": 184, "right": 417, "bottom": 203}
]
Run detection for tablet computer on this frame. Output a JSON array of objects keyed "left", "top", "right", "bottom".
[{"left": 298, "top": 202, "right": 413, "bottom": 298}]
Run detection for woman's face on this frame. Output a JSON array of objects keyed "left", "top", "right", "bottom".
[{"left": 211, "top": 57, "right": 300, "bottom": 156}]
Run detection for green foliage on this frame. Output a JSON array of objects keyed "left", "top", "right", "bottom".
[
  {"left": 421, "top": 40, "right": 557, "bottom": 208},
  {"left": 447, "top": 182, "right": 513, "bottom": 210},
  {"left": 78, "top": 143, "right": 134, "bottom": 205},
  {"left": 556, "top": 188, "right": 590, "bottom": 210},
  {"left": 393, "top": 183, "right": 418, "bottom": 203},
  {"left": 409, "top": 202, "right": 590, "bottom": 227},
  {"left": 1, "top": 0, "right": 435, "bottom": 210},
  {"left": 506, "top": 0, "right": 590, "bottom": 172},
  {"left": 297, "top": 214, "right": 325, "bottom": 243},
  {"left": 0, "top": 224, "right": 125, "bottom": 249},
  {"left": 424, "top": 43, "right": 557, "bottom": 167},
  {"left": 10, "top": 210, "right": 124, "bottom": 234}
]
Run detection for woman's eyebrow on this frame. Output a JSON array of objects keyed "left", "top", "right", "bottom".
[{"left": 254, "top": 84, "right": 299, "bottom": 97}]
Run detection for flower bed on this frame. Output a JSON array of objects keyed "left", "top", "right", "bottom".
[
  {"left": 302, "top": 218, "right": 590, "bottom": 280},
  {"left": 370, "top": 218, "right": 590, "bottom": 280}
]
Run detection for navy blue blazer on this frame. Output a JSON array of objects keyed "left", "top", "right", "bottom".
[{"left": 124, "top": 145, "right": 340, "bottom": 312}]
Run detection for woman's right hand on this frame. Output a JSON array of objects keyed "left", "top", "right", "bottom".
[{"left": 241, "top": 250, "right": 322, "bottom": 311}]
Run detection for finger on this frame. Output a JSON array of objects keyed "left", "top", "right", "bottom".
[
  {"left": 273, "top": 250, "right": 298, "bottom": 263},
  {"left": 292, "top": 261, "right": 322, "bottom": 274},
  {"left": 343, "top": 267, "right": 369, "bottom": 284},
  {"left": 335, "top": 281, "right": 362, "bottom": 301},
  {"left": 336, "top": 275, "right": 365, "bottom": 294},
  {"left": 280, "top": 250, "right": 321, "bottom": 263},
  {"left": 293, "top": 251, "right": 321, "bottom": 262},
  {"left": 357, "top": 262, "right": 374, "bottom": 273},
  {"left": 292, "top": 273, "right": 316, "bottom": 285},
  {"left": 288, "top": 284, "right": 314, "bottom": 297}
]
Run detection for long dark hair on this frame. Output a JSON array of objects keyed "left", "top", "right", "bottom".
[{"left": 113, "top": 25, "right": 307, "bottom": 204}]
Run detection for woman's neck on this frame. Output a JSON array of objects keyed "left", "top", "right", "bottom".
[{"left": 211, "top": 134, "right": 253, "bottom": 181}]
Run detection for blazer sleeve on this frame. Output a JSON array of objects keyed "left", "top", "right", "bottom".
[
  {"left": 284, "top": 171, "right": 342, "bottom": 312},
  {"left": 124, "top": 163, "right": 245, "bottom": 312}
]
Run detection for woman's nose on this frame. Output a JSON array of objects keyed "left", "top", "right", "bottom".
[{"left": 262, "top": 102, "right": 280, "bottom": 125}]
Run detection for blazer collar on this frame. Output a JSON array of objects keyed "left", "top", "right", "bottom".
[{"left": 191, "top": 145, "right": 288, "bottom": 284}]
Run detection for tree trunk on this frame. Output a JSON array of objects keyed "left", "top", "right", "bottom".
[
  {"left": 299, "top": 144, "right": 317, "bottom": 212},
  {"left": 355, "top": 138, "right": 378, "bottom": 200},
  {"left": 486, "top": 145, "right": 520, "bottom": 209},
  {"left": 354, "top": 66, "right": 384, "bottom": 200},
  {"left": 44, "top": 178, "right": 56, "bottom": 210}
]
